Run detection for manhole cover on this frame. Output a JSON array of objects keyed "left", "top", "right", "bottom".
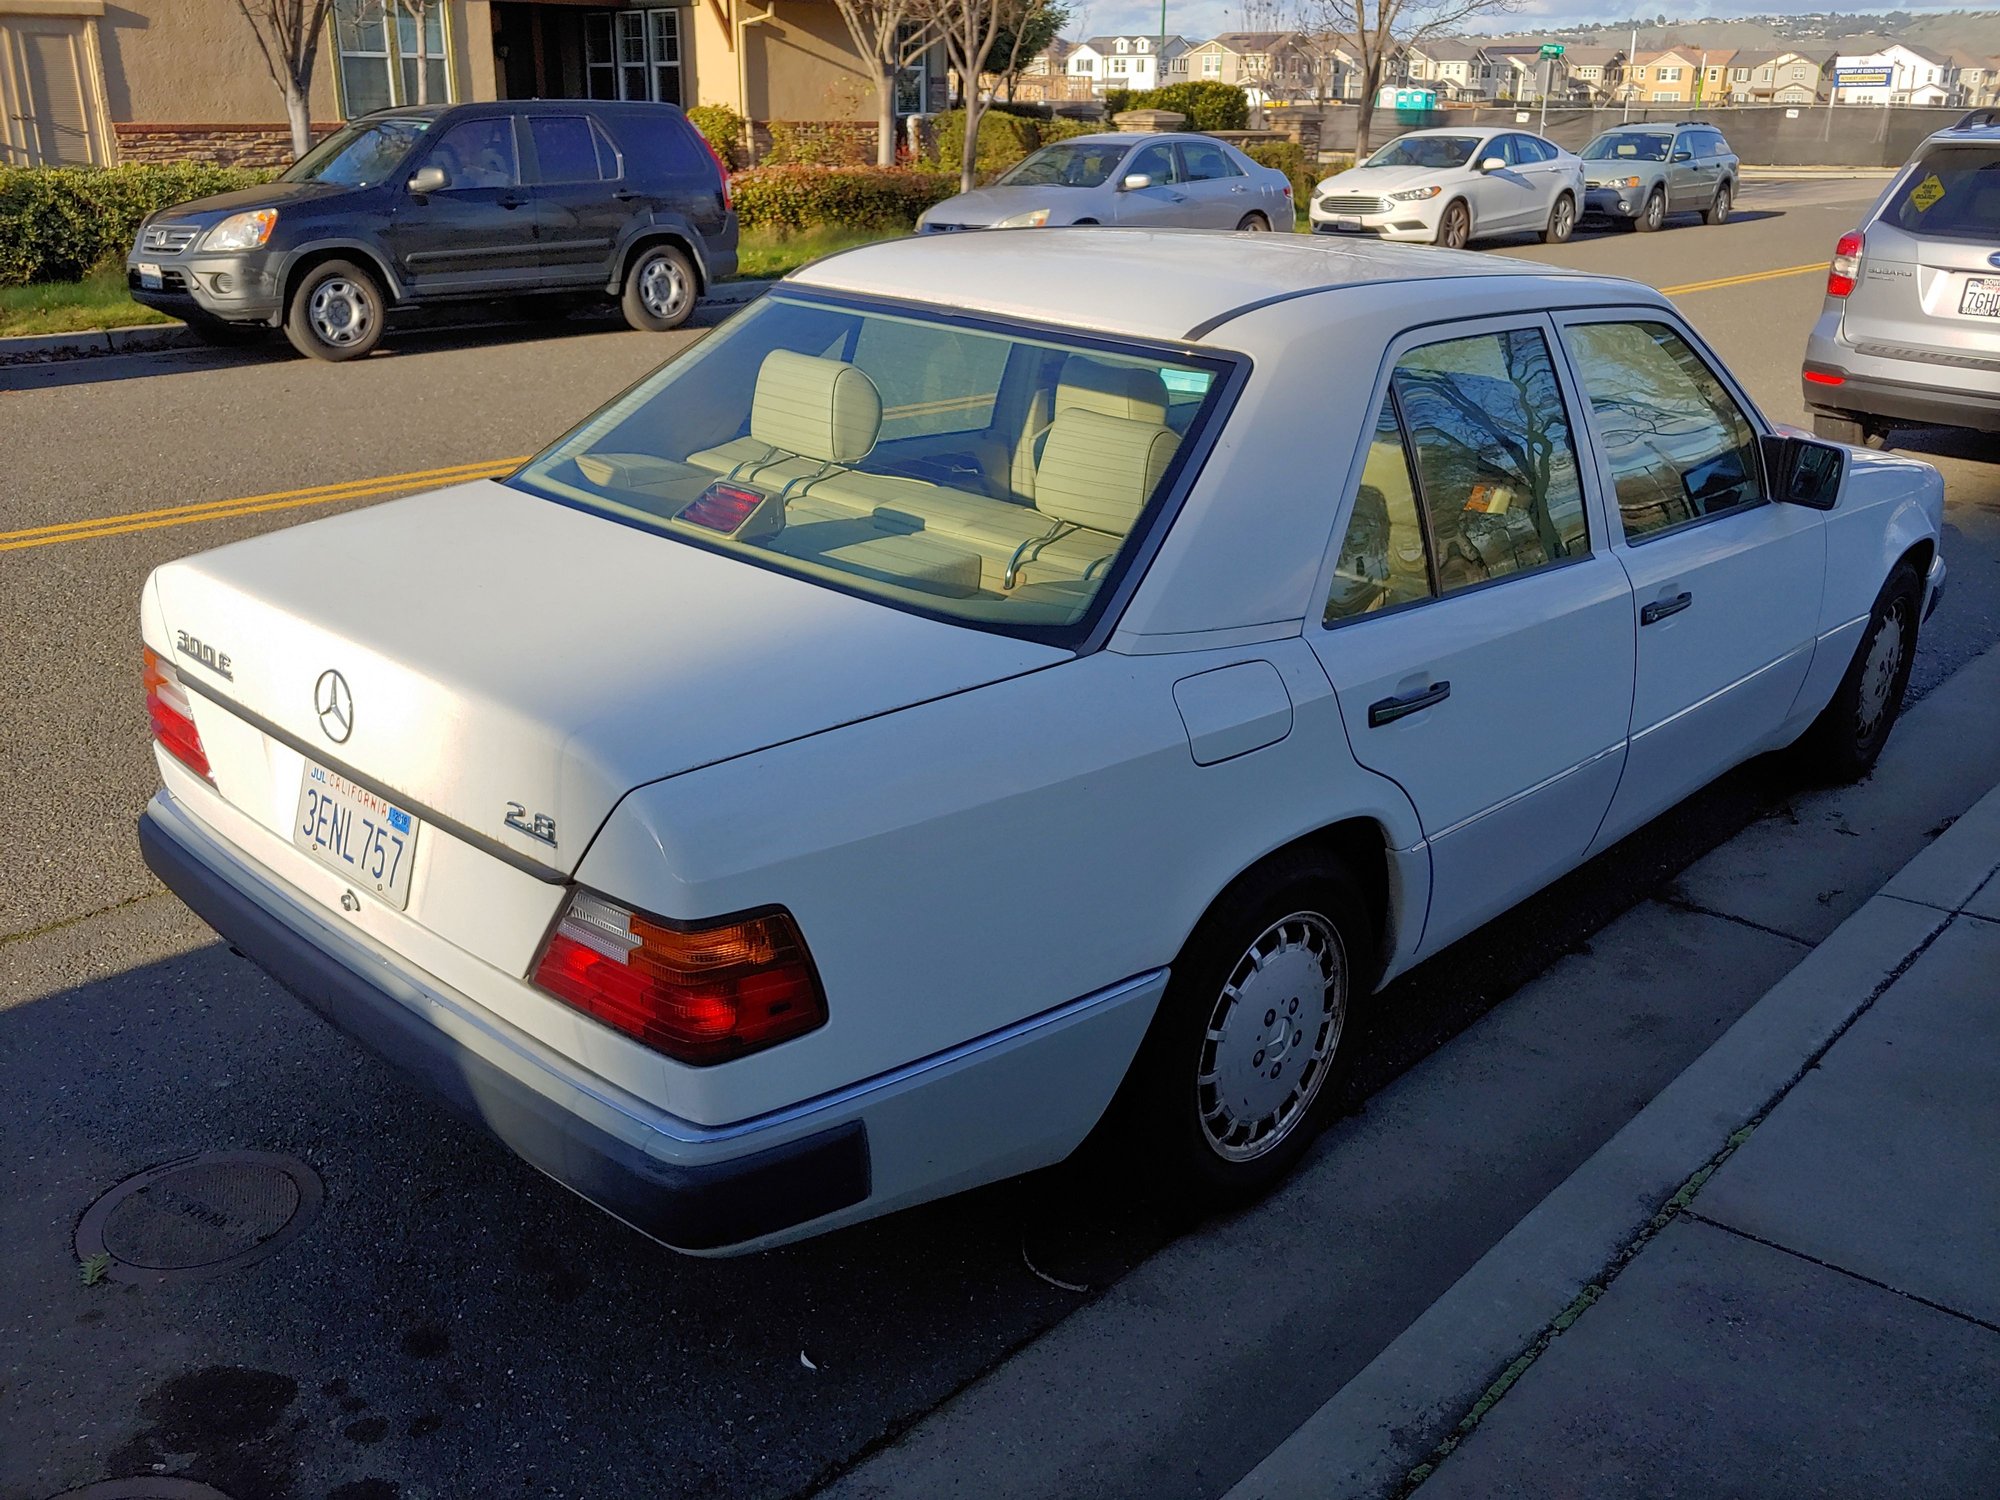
[
  {"left": 49, "top": 1482, "right": 235, "bottom": 1499},
  {"left": 76, "top": 1152, "right": 323, "bottom": 1284}
]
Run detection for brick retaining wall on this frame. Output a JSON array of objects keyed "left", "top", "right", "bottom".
[{"left": 114, "top": 123, "right": 338, "bottom": 169}]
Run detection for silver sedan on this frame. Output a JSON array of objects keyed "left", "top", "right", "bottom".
[{"left": 918, "top": 132, "right": 1296, "bottom": 233}]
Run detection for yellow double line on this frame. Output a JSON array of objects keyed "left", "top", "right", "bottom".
[
  {"left": 1, "top": 456, "right": 527, "bottom": 553},
  {"left": 1660, "top": 261, "right": 1826, "bottom": 297},
  {"left": 13, "top": 258, "right": 1829, "bottom": 555}
]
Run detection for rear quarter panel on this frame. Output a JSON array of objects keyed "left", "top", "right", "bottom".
[{"left": 576, "top": 639, "right": 1426, "bottom": 1125}]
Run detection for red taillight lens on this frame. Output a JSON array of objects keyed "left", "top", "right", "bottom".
[
  {"left": 694, "top": 127, "right": 733, "bottom": 212},
  {"left": 1828, "top": 231, "right": 1864, "bottom": 298},
  {"left": 1803, "top": 369, "right": 1846, "bottom": 386},
  {"left": 680, "top": 482, "right": 764, "bottom": 534},
  {"left": 143, "top": 646, "right": 212, "bottom": 781},
  {"left": 532, "top": 891, "right": 826, "bottom": 1065}
]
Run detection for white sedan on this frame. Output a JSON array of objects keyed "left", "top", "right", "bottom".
[
  {"left": 1311, "top": 126, "right": 1585, "bottom": 247},
  {"left": 139, "top": 231, "right": 1944, "bottom": 1255}
]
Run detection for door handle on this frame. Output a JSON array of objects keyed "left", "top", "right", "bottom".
[
  {"left": 612, "top": 189, "right": 641, "bottom": 201},
  {"left": 1368, "top": 680, "right": 1451, "bottom": 727},
  {"left": 1641, "top": 590, "right": 1694, "bottom": 625},
  {"left": 498, "top": 194, "right": 527, "bottom": 209}
]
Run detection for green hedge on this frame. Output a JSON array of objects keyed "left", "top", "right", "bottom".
[
  {"left": 1100, "top": 81, "right": 1249, "bottom": 131},
  {"left": 765, "top": 120, "right": 875, "bottom": 167},
  {"left": 1, "top": 162, "right": 275, "bottom": 286},
  {"left": 730, "top": 165, "right": 956, "bottom": 232},
  {"left": 929, "top": 108, "right": 1042, "bottom": 179},
  {"left": 1243, "top": 140, "right": 1315, "bottom": 204},
  {"left": 686, "top": 103, "right": 747, "bottom": 170}
]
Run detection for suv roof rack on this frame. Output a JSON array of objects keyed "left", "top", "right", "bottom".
[{"left": 1953, "top": 107, "right": 2000, "bottom": 130}]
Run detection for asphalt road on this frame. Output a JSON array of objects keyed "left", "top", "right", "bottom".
[{"left": 5, "top": 176, "right": 2000, "bottom": 1500}]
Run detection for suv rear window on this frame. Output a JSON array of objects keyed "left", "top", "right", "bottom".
[
  {"left": 1884, "top": 147, "right": 2000, "bottom": 239},
  {"left": 600, "top": 110, "right": 705, "bottom": 181}
]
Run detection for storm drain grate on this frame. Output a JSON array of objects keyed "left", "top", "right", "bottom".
[
  {"left": 49, "top": 1482, "right": 235, "bottom": 1499},
  {"left": 76, "top": 1152, "right": 323, "bottom": 1284}
]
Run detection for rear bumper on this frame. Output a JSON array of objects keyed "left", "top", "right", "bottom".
[
  {"left": 1804, "top": 322, "right": 2000, "bottom": 433},
  {"left": 139, "top": 787, "right": 1165, "bottom": 1254}
]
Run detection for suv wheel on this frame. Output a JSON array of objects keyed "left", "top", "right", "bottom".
[
  {"left": 621, "top": 243, "right": 696, "bottom": 332},
  {"left": 284, "top": 259, "right": 385, "bottom": 362},
  {"left": 1635, "top": 188, "right": 1666, "bottom": 232},
  {"left": 1704, "top": 183, "right": 1732, "bottom": 225}
]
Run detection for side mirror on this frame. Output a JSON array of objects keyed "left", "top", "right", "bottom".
[
  {"left": 408, "top": 164, "right": 448, "bottom": 195},
  {"left": 1762, "top": 433, "right": 1844, "bottom": 510},
  {"left": 1120, "top": 172, "right": 1153, "bottom": 191},
  {"left": 1478, "top": 156, "right": 1506, "bottom": 173},
  {"left": 1671, "top": 150, "right": 1692, "bottom": 162}
]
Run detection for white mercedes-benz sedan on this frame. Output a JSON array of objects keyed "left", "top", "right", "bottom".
[{"left": 140, "top": 232, "right": 1945, "bottom": 1255}]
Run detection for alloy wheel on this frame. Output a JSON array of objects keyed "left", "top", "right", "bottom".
[
  {"left": 1645, "top": 191, "right": 1664, "bottom": 230},
  {"left": 1551, "top": 197, "right": 1574, "bottom": 240},
  {"left": 1196, "top": 911, "right": 1346, "bottom": 1163},
  {"left": 1712, "top": 187, "right": 1731, "bottom": 223},
  {"left": 1440, "top": 203, "right": 1470, "bottom": 249},
  {"left": 639, "top": 255, "right": 689, "bottom": 321},
  {"left": 308, "top": 278, "right": 372, "bottom": 348}
]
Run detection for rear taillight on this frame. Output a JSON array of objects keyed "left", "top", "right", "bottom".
[
  {"left": 1828, "top": 231, "right": 1864, "bottom": 298},
  {"left": 143, "top": 646, "right": 212, "bottom": 781},
  {"left": 532, "top": 891, "right": 826, "bottom": 1065},
  {"left": 681, "top": 482, "right": 764, "bottom": 533},
  {"left": 693, "top": 127, "right": 732, "bottom": 213}
]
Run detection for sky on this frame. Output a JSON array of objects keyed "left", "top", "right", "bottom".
[{"left": 1064, "top": 0, "right": 1984, "bottom": 47}]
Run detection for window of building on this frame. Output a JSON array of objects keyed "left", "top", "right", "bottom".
[
  {"left": 1562, "top": 320, "right": 1762, "bottom": 543},
  {"left": 1659, "top": 65, "right": 1683, "bottom": 80},
  {"left": 1116, "top": 37, "right": 1128, "bottom": 51},
  {"left": 1390, "top": 328, "right": 1588, "bottom": 594},
  {"left": 584, "top": 8, "right": 682, "bottom": 104},
  {"left": 334, "top": 0, "right": 454, "bottom": 115},
  {"left": 1111, "top": 57, "right": 1128, "bottom": 73},
  {"left": 1203, "top": 52, "right": 1221, "bottom": 75},
  {"left": 1075, "top": 57, "right": 1095, "bottom": 72}
]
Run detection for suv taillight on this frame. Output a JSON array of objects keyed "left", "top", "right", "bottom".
[
  {"left": 143, "top": 646, "right": 212, "bottom": 782},
  {"left": 532, "top": 891, "right": 826, "bottom": 1065},
  {"left": 1828, "top": 231, "right": 1864, "bottom": 298},
  {"left": 693, "top": 128, "right": 732, "bottom": 213}
]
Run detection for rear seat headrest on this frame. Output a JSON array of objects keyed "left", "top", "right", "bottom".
[
  {"left": 1056, "top": 356, "right": 1169, "bottom": 425},
  {"left": 1034, "top": 407, "right": 1179, "bottom": 537},
  {"left": 751, "top": 349, "right": 882, "bottom": 465}
]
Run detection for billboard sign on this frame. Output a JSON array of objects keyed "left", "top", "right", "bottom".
[{"left": 1835, "top": 67, "right": 1894, "bottom": 88}]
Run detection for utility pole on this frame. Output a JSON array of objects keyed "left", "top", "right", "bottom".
[{"left": 1624, "top": 24, "right": 1636, "bottom": 121}]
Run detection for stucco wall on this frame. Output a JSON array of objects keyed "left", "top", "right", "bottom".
[{"left": 98, "top": 0, "right": 339, "bottom": 125}]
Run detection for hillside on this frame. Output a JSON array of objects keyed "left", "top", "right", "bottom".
[{"left": 1474, "top": 8, "right": 2000, "bottom": 59}]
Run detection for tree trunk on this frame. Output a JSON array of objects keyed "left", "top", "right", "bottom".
[
  {"left": 877, "top": 67, "right": 898, "bottom": 166},
  {"left": 959, "top": 96, "right": 979, "bottom": 192},
  {"left": 1353, "top": 60, "right": 1380, "bottom": 155},
  {"left": 285, "top": 84, "right": 312, "bottom": 162}
]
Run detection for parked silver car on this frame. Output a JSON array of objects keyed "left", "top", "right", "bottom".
[
  {"left": 917, "top": 133, "right": 1295, "bottom": 233},
  {"left": 1580, "top": 122, "right": 1738, "bottom": 232},
  {"left": 1804, "top": 113, "right": 2000, "bottom": 445}
]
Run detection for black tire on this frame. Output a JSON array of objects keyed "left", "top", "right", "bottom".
[
  {"left": 1797, "top": 559, "right": 1923, "bottom": 782},
  {"left": 1703, "top": 182, "right": 1732, "bottom": 225},
  {"left": 1237, "top": 212, "right": 1271, "bottom": 231},
  {"left": 620, "top": 242, "right": 697, "bottom": 332},
  {"left": 1107, "top": 848, "right": 1376, "bottom": 1213},
  {"left": 1542, "top": 192, "right": 1576, "bottom": 244},
  {"left": 1635, "top": 188, "right": 1666, "bottom": 232},
  {"left": 283, "top": 258, "right": 386, "bottom": 362},
  {"left": 1435, "top": 199, "right": 1472, "bottom": 250}
]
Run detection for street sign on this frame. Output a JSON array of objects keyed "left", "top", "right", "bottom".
[
  {"left": 1834, "top": 67, "right": 1893, "bottom": 88},
  {"left": 1539, "top": 43, "right": 1564, "bottom": 58}
]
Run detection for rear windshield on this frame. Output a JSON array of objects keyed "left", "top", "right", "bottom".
[
  {"left": 997, "top": 141, "right": 1129, "bottom": 188},
  {"left": 1883, "top": 147, "right": 2000, "bottom": 239},
  {"left": 1363, "top": 135, "right": 1479, "bottom": 169},
  {"left": 509, "top": 294, "right": 1234, "bottom": 645},
  {"left": 282, "top": 117, "right": 432, "bottom": 186},
  {"left": 1583, "top": 133, "right": 1671, "bottom": 162}
]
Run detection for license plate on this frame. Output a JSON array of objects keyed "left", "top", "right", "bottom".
[
  {"left": 1961, "top": 277, "right": 2000, "bottom": 317},
  {"left": 1332, "top": 214, "right": 1362, "bottom": 230},
  {"left": 293, "top": 760, "right": 420, "bottom": 910},
  {"left": 137, "top": 262, "right": 163, "bottom": 289}
]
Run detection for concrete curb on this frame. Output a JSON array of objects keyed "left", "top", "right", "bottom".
[
  {"left": 0, "top": 278, "right": 776, "bottom": 365},
  {"left": 1740, "top": 166, "right": 1895, "bottom": 178},
  {"left": 1223, "top": 779, "right": 2000, "bottom": 1500}
]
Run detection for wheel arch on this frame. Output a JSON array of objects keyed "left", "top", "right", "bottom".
[
  {"left": 611, "top": 226, "right": 708, "bottom": 297},
  {"left": 279, "top": 242, "right": 401, "bottom": 313}
]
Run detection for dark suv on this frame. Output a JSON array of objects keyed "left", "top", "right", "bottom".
[{"left": 126, "top": 100, "right": 736, "bottom": 361}]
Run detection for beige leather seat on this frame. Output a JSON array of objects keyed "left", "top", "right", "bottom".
[{"left": 1009, "top": 356, "right": 1172, "bottom": 503}]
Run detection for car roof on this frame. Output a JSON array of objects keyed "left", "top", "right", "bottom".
[
  {"left": 1040, "top": 131, "right": 1219, "bottom": 147},
  {"left": 789, "top": 229, "right": 1625, "bottom": 345}
]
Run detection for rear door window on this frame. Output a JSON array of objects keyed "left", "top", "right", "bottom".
[
  {"left": 1179, "top": 139, "right": 1243, "bottom": 180},
  {"left": 527, "top": 116, "right": 603, "bottom": 183},
  {"left": 1883, "top": 147, "right": 2000, "bottom": 239}
]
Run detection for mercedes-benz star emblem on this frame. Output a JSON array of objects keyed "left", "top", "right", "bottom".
[{"left": 314, "top": 669, "right": 354, "bottom": 744}]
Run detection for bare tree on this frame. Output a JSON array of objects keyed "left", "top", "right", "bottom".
[
  {"left": 397, "top": 0, "right": 433, "bottom": 104},
  {"left": 236, "top": 0, "right": 336, "bottom": 160},
  {"left": 832, "top": 0, "right": 942, "bottom": 166},
  {"left": 929, "top": 0, "right": 1014, "bottom": 192},
  {"left": 1295, "top": 0, "right": 1517, "bottom": 154}
]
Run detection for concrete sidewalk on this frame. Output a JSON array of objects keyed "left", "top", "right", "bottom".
[{"left": 1229, "top": 784, "right": 2000, "bottom": 1500}]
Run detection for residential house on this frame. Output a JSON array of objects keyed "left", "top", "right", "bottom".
[
  {"left": 1624, "top": 44, "right": 1701, "bottom": 105},
  {"left": 1833, "top": 40, "right": 1951, "bottom": 105},
  {"left": 1692, "top": 48, "right": 1734, "bottom": 105},
  {"left": 1183, "top": 32, "right": 1316, "bottom": 103},
  {"left": 1403, "top": 38, "right": 1495, "bottom": 101},
  {"left": 0, "top": 0, "right": 952, "bottom": 169},
  {"left": 1725, "top": 48, "right": 1829, "bottom": 104},
  {"left": 1065, "top": 34, "right": 1190, "bottom": 96},
  {"left": 1769, "top": 51, "right": 1832, "bottom": 105},
  {"left": 996, "top": 37, "right": 1095, "bottom": 103},
  {"left": 1949, "top": 53, "right": 2000, "bottom": 108},
  {"left": 1562, "top": 45, "right": 1624, "bottom": 103}
]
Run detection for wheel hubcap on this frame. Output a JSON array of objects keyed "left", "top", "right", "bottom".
[
  {"left": 1716, "top": 191, "right": 1730, "bottom": 220},
  {"left": 1556, "top": 201, "right": 1573, "bottom": 236},
  {"left": 1648, "top": 195, "right": 1663, "bottom": 227},
  {"left": 1856, "top": 603, "right": 1908, "bottom": 742},
  {"left": 640, "top": 256, "right": 687, "bottom": 319},
  {"left": 1446, "top": 209, "right": 1467, "bottom": 246},
  {"left": 1197, "top": 912, "right": 1346, "bottom": 1163},
  {"left": 309, "top": 279, "right": 371, "bottom": 346}
]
